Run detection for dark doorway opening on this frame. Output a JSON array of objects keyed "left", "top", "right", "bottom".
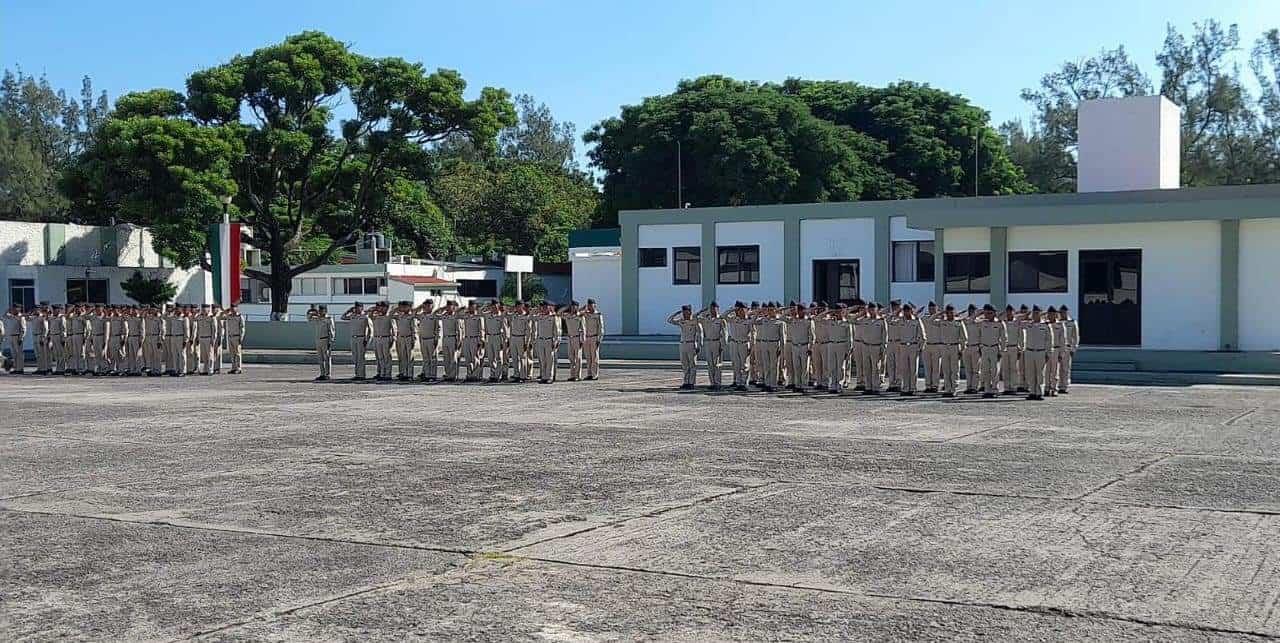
[
  {"left": 1079, "top": 249, "right": 1141, "bottom": 345},
  {"left": 812, "top": 259, "right": 860, "bottom": 305}
]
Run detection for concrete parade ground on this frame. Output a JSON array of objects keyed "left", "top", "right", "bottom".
[{"left": 5, "top": 366, "right": 1280, "bottom": 641}]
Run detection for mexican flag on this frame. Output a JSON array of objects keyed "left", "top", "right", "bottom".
[{"left": 208, "top": 221, "right": 242, "bottom": 308}]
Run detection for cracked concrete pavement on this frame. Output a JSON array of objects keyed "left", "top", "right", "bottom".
[{"left": 3, "top": 366, "right": 1280, "bottom": 641}]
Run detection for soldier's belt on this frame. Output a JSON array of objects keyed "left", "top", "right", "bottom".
[
  {"left": 790, "top": 341, "right": 810, "bottom": 346},
  {"left": 901, "top": 342, "right": 921, "bottom": 346},
  {"left": 927, "top": 342, "right": 947, "bottom": 346},
  {"left": 537, "top": 336, "right": 557, "bottom": 340},
  {"left": 374, "top": 335, "right": 391, "bottom": 338},
  {"left": 585, "top": 334, "right": 599, "bottom": 338},
  {"left": 465, "top": 334, "right": 482, "bottom": 338},
  {"left": 981, "top": 343, "right": 1001, "bottom": 348},
  {"left": 755, "top": 339, "right": 779, "bottom": 343},
  {"left": 91, "top": 333, "right": 105, "bottom": 337},
  {"left": 485, "top": 332, "right": 505, "bottom": 336},
  {"left": 1025, "top": 348, "right": 1047, "bottom": 352}
]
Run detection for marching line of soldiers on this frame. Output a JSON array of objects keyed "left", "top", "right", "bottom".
[
  {"left": 1, "top": 302, "right": 246, "bottom": 377},
  {"left": 308, "top": 298, "right": 606, "bottom": 384},
  {"left": 668, "top": 299, "right": 1080, "bottom": 400}
]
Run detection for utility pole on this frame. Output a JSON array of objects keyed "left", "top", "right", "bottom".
[
  {"left": 676, "top": 140, "right": 683, "bottom": 209},
  {"left": 974, "top": 130, "right": 980, "bottom": 196}
]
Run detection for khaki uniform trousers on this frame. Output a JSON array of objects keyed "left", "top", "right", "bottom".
[
  {"left": 895, "top": 344, "right": 920, "bottom": 393},
  {"left": 962, "top": 347, "right": 981, "bottom": 391},
  {"left": 69, "top": 334, "right": 86, "bottom": 372},
  {"left": 51, "top": 335, "right": 66, "bottom": 372},
  {"left": 418, "top": 336, "right": 439, "bottom": 379},
  {"left": 143, "top": 338, "right": 162, "bottom": 373},
  {"left": 1024, "top": 349, "right": 1047, "bottom": 396},
  {"left": 922, "top": 345, "right": 941, "bottom": 390},
  {"left": 1056, "top": 350, "right": 1073, "bottom": 392},
  {"left": 8, "top": 334, "right": 26, "bottom": 371},
  {"left": 535, "top": 338, "right": 557, "bottom": 381},
  {"left": 810, "top": 341, "right": 825, "bottom": 387},
  {"left": 105, "top": 335, "right": 123, "bottom": 372},
  {"left": 33, "top": 335, "right": 50, "bottom": 372},
  {"left": 441, "top": 337, "right": 460, "bottom": 379},
  {"left": 941, "top": 346, "right": 962, "bottom": 394},
  {"left": 486, "top": 335, "right": 507, "bottom": 379},
  {"left": 583, "top": 336, "right": 601, "bottom": 378},
  {"left": 351, "top": 336, "right": 369, "bottom": 379},
  {"left": 462, "top": 336, "right": 483, "bottom": 380},
  {"left": 827, "top": 341, "right": 851, "bottom": 391},
  {"left": 566, "top": 337, "right": 583, "bottom": 379},
  {"left": 757, "top": 340, "right": 780, "bottom": 388},
  {"left": 1000, "top": 348, "right": 1021, "bottom": 392},
  {"left": 728, "top": 339, "right": 750, "bottom": 387},
  {"left": 749, "top": 341, "right": 761, "bottom": 384},
  {"left": 678, "top": 340, "right": 698, "bottom": 386},
  {"left": 850, "top": 342, "right": 864, "bottom": 388},
  {"left": 703, "top": 339, "right": 723, "bottom": 387},
  {"left": 980, "top": 347, "right": 1001, "bottom": 392},
  {"left": 186, "top": 341, "right": 199, "bottom": 374},
  {"left": 859, "top": 344, "right": 883, "bottom": 392},
  {"left": 789, "top": 344, "right": 810, "bottom": 389},
  {"left": 395, "top": 335, "right": 415, "bottom": 378},
  {"left": 87, "top": 334, "right": 106, "bottom": 373},
  {"left": 1045, "top": 349, "right": 1060, "bottom": 393},
  {"left": 372, "top": 336, "right": 393, "bottom": 378},
  {"left": 884, "top": 340, "right": 899, "bottom": 388},
  {"left": 509, "top": 335, "right": 530, "bottom": 380},
  {"left": 227, "top": 334, "right": 242, "bottom": 372},
  {"left": 166, "top": 337, "right": 187, "bottom": 374},
  {"left": 126, "top": 337, "right": 143, "bottom": 374},
  {"left": 198, "top": 337, "right": 217, "bottom": 374},
  {"left": 315, "top": 338, "right": 332, "bottom": 377}
]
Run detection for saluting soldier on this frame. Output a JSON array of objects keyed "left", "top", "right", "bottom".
[
  {"left": 560, "top": 301, "right": 586, "bottom": 382},
  {"left": 1057, "top": 305, "right": 1079, "bottom": 394},
  {"left": 695, "top": 302, "right": 725, "bottom": 390},
  {"left": 458, "top": 302, "right": 485, "bottom": 382},
  {"left": 195, "top": 305, "right": 219, "bottom": 375},
  {"left": 124, "top": 305, "right": 144, "bottom": 375},
  {"left": 856, "top": 303, "right": 888, "bottom": 395},
  {"left": 748, "top": 301, "right": 763, "bottom": 386},
  {"left": 65, "top": 305, "right": 87, "bottom": 375},
  {"left": 222, "top": 304, "right": 245, "bottom": 374},
  {"left": 369, "top": 302, "right": 395, "bottom": 381},
  {"left": 341, "top": 302, "right": 373, "bottom": 381},
  {"left": 532, "top": 302, "right": 562, "bottom": 384},
  {"left": 84, "top": 304, "right": 108, "bottom": 375},
  {"left": 29, "top": 305, "right": 51, "bottom": 375},
  {"left": 722, "top": 301, "right": 753, "bottom": 391},
  {"left": 1022, "top": 306, "right": 1052, "bottom": 400},
  {"left": 933, "top": 305, "right": 968, "bottom": 397},
  {"left": 960, "top": 304, "right": 982, "bottom": 393},
  {"left": 481, "top": 300, "right": 510, "bottom": 382},
  {"left": 162, "top": 305, "right": 187, "bottom": 376},
  {"left": 186, "top": 306, "right": 201, "bottom": 375},
  {"left": 438, "top": 301, "right": 462, "bottom": 382},
  {"left": 413, "top": 300, "right": 441, "bottom": 382},
  {"left": 884, "top": 301, "right": 903, "bottom": 392},
  {"left": 581, "top": 299, "right": 604, "bottom": 380},
  {"left": 47, "top": 305, "right": 67, "bottom": 375},
  {"left": 751, "top": 303, "right": 785, "bottom": 392},
  {"left": 506, "top": 301, "right": 533, "bottom": 382},
  {"left": 308, "top": 304, "right": 335, "bottom": 381},
  {"left": 107, "top": 306, "right": 128, "bottom": 375},
  {"left": 667, "top": 305, "right": 702, "bottom": 389},
  {"left": 809, "top": 303, "right": 827, "bottom": 389},
  {"left": 143, "top": 306, "right": 164, "bottom": 376},
  {"left": 1000, "top": 306, "right": 1024, "bottom": 396},
  {"left": 1044, "top": 306, "right": 1067, "bottom": 397},
  {"left": 391, "top": 301, "right": 418, "bottom": 381},
  {"left": 921, "top": 302, "right": 942, "bottom": 393},
  {"left": 896, "top": 304, "right": 927, "bottom": 396},
  {"left": 825, "top": 304, "right": 855, "bottom": 393},
  {"left": 4, "top": 305, "right": 28, "bottom": 373},
  {"left": 784, "top": 303, "right": 815, "bottom": 393},
  {"left": 975, "top": 305, "right": 1008, "bottom": 398}
]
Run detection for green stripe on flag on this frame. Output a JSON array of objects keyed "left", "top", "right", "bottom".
[{"left": 209, "top": 223, "right": 222, "bottom": 305}]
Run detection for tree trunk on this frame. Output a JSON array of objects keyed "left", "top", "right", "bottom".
[{"left": 269, "top": 236, "right": 292, "bottom": 317}]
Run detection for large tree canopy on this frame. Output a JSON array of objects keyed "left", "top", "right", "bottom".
[
  {"left": 66, "top": 31, "right": 515, "bottom": 314},
  {"left": 586, "top": 75, "right": 1028, "bottom": 225}
]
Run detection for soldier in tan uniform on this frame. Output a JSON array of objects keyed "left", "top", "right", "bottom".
[
  {"left": 369, "top": 302, "right": 395, "bottom": 381},
  {"left": 221, "top": 304, "right": 245, "bottom": 374},
  {"left": 506, "top": 301, "right": 533, "bottom": 382},
  {"left": 582, "top": 299, "right": 604, "bottom": 380},
  {"left": 722, "top": 302, "right": 753, "bottom": 391},
  {"left": 1022, "top": 306, "right": 1052, "bottom": 400},
  {"left": 29, "top": 306, "right": 51, "bottom": 374},
  {"left": 1044, "top": 306, "right": 1067, "bottom": 397},
  {"left": 752, "top": 303, "right": 785, "bottom": 392},
  {"left": 109, "top": 306, "right": 130, "bottom": 375},
  {"left": 47, "top": 305, "right": 67, "bottom": 374},
  {"left": 456, "top": 302, "right": 484, "bottom": 382},
  {"left": 884, "top": 301, "right": 903, "bottom": 392},
  {"left": 124, "top": 306, "right": 144, "bottom": 375},
  {"left": 482, "top": 301, "right": 510, "bottom": 382},
  {"left": 748, "top": 301, "right": 762, "bottom": 385},
  {"left": 438, "top": 301, "right": 461, "bottom": 382},
  {"left": 921, "top": 302, "right": 942, "bottom": 393},
  {"left": 896, "top": 304, "right": 927, "bottom": 396},
  {"left": 163, "top": 305, "right": 188, "bottom": 376},
  {"left": 975, "top": 305, "right": 1008, "bottom": 398},
  {"left": 824, "top": 304, "right": 855, "bottom": 393},
  {"left": 856, "top": 303, "right": 888, "bottom": 395},
  {"left": 960, "top": 304, "right": 982, "bottom": 393},
  {"left": 560, "top": 301, "right": 585, "bottom": 382},
  {"left": 783, "top": 304, "right": 815, "bottom": 393},
  {"left": 4, "top": 305, "right": 28, "bottom": 373},
  {"left": 695, "top": 302, "right": 725, "bottom": 390},
  {"left": 809, "top": 303, "right": 827, "bottom": 389},
  {"left": 83, "top": 305, "right": 107, "bottom": 375},
  {"left": 391, "top": 301, "right": 418, "bottom": 381},
  {"left": 341, "top": 302, "right": 373, "bottom": 381},
  {"left": 999, "top": 306, "right": 1024, "bottom": 396},
  {"left": 195, "top": 305, "right": 219, "bottom": 375},
  {"left": 308, "top": 304, "right": 335, "bottom": 381},
  {"left": 668, "top": 305, "right": 703, "bottom": 389},
  {"left": 413, "top": 300, "right": 441, "bottom": 382},
  {"left": 65, "top": 305, "right": 87, "bottom": 375},
  {"left": 934, "top": 305, "right": 968, "bottom": 397},
  {"left": 143, "top": 306, "right": 164, "bottom": 376},
  {"left": 1057, "top": 305, "right": 1080, "bottom": 394},
  {"left": 533, "top": 302, "right": 562, "bottom": 384}
]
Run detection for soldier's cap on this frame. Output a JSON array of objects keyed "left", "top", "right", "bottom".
[
  {"left": 1032, "top": 305, "right": 1042, "bottom": 312},
  {"left": 750, "top": 301, "right": 759, "bottom": 307},
  {"left": 734, "top": 301, "right": 745, "bottom": 309},
  {"left": 903, "top": 303, "right": 915, "bottom": 311},
  {"left": 927, "top": 301, "right": 936, "bottom": 307},
  {"left": 570, "top": 300, "right": 579, "bottom": 306},
  {"left": 318, "top": 305, "right": 328, "bottom": 311},
  {"left": 586, "top": 298, "right": 596, "bottom": 305},
  {"left": 890, "top": 300, "right": 901, "bottom": 307},
  {"left": 967, "top": 304, "right": 978, "bottom": 311},
  {"left": 1019, "top": 304, "right": 1030, "bottom": 311},
  {"left": 709, "top": 301, "right": 718, "bottom": 307},
  {"left": 681, "top": 305, "right": 691, "bottom": 311},
  {"left": 1005, "top": 305, "right": 1014, "bottom": 311},
  {"left": 982, "top": 304, "right": 995, "bottom": 312},
  {"left": 1060, "top": 305, "right": 1070, "bottom": 311},
  {"left": 1046, "top": 306, "right": 1058, "bottom": 313},
  {"left": 945, "top": 304, "right": 956, "bottom": 311}
]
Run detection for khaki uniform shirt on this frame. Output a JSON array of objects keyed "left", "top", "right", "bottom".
[
  {"left": 69, "top": 315, "right": 88, "bottom": 337},
  {"left": 506, "top": 312, "right": 531, "bottom": 338},
  {"left": 48, "top": 314, "right": 67, "bottom": 339},
  {"left": 196, "top": 315, "right": 219, "bottom": 339},
  {"left": 786, "top": 318, "right": 815, "bottom": 346},
  {"left": 483, "top": 313, "right": 509, "bottom": 338},
  {"left": 898, "top": 318, "right": 927, "bottom": 346},
  {"left": 934, "top": 318, "right": 968, "bottom": 347},
  {"left": 393, "top": 312, "right": 417, "bottom": 339},
  {"left": 533, "top": 315, "right": 561, "bottom": 342},
  {"left": 415, "top": 312, "right": 440, "bottom": 339},
  {"left": 1004, "top": 319, "right": 1025, "bottom": 351},
  {"left": 1048, "top": 321, "right": 1067, "bottom": 350},
  {"left": 723, "top": 315, "right": 754, "bottom": 344},
  {"left": 962, "top": 318, "right": 981, "bottom": 350},
  {"left": 347, "top": 312, "right": 372, "bottom": 340},
  {"left": 975, "top": 319, "right": 1008, "bottom": 351},
  {"left": 583, "top": 313, "right": 604, "bottom": 338},
  {"left": 826, "top": 318, "right": 853, "bottom": 346},
  {"left": 752, "top": 318, "right": 785, "bottom": 343},
  {"left": 1064, "top": 319, "right": 1080, "bottom": 350},
  {"left": 669, "top": 317, "right": 702, "bottom": 345},
  {"left": 1024, "top": 322, "right": 1053, "bottom": 351},
  {"left": 311, "top": 315, "right": 335, "bottom": 340},
  {"left": 223, "top": 314, "right": 245, "bottom": 339},
  {"left": 28, "top": 315, "right": 48, "bottom": 338},
  {"left": 87, "top": 314, "right": 108, "bottom": 338},
  {"left": 698, "top": 315, "right": 725, "bottom": 342},
  {"left": 439, "top": 313, "right": 461, "bottom": 339},
  {"left": 370, "top": 314, "right": 394, "bottom": 340},
  {"left": 125, "top": 315, "right": 144, "bottom": 338},
  {"left": 461, "top": 313, "right": 483, "bottom": 339},
  {"left": 143, "top": 316, "right": 164, "bottom": 338},
  {"left": 562, "top": 315, "right": 585, "bottom": 341},
  {"left": 855, "top": 317, "right": 887, "bottom": 348}
]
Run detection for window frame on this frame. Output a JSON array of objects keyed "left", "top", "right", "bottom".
[
  {"left": 891, "top": 240, "right": 935, "bottom": 283},
  {"left": 457, "top": 279, "right": 498, "bottom": 298},
  {"left": 943, "top": 252, "right": 992, "bottom": 294},
  {"left": 637, "top": 247, "right": 667, "bottom": 268},
  {"left": 1008, "top": 251, "right": 1069, "bottom": 294},
  {"left": 672, "top": 246, "right": 701, "bottom": 285},
  {"left": 716, "top": 245, "right": 761, "bottom": 285},
  {"left": 65, "top": 278, "right": 110, "bottom": 304}
]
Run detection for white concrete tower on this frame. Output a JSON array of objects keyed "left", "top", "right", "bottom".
[{"left": 1077, "top": 95, "right": 1181, "bottom": 192}]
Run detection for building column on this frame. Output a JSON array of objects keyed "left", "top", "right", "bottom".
[
  {"left": 933, "top": 228, "right": 945, "bottom": 305},
  {"left": 701, "top": 221, "right": 716, "bottom": 306},
  {"left": 784, "top": 218, "right": 800, "bottom": 303},
  {"left": 1220, "top": 219, "right": 1240, "bottom": 351},
  {"left": 621, "top": 220, "right": 639, "bottom": 335},
  {"left": 875, "top": 216, "right": 891, "bottom": 303},
  {"left": 990, "top": 226, "right": 1008, "bottom": 309}
]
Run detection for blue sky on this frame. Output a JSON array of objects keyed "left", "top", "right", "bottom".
[{"left": 5, "top": 0, "right": 1280, "bottom": 163}]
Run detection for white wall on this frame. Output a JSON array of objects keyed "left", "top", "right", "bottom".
[
  {"left": 715, "top": 220, "right": 783, "bottom": 305},
  {"left": 0, "top": 222, "right": 48, "bottom": 265},
  {"left": 571, "top": 246, "right": 621, "bottom": 335},
  {"left": 890, "top": 216, "right": 935, "bottom": 306},
  {"left": 1240, "top": 218, "right": 1280, "bottom": 351},
  {"left": 1007, "top": 221, "right": 1221, "bottom": 350},
  {"left": 1078, "top": 96, "right": 1180, "bottom": 192},
  {"left": 940, "top": 226, "right": 991, "bottom": 310},
  {"left": 638, "top": 224, "right": 701, "bottom": 334},
  {"left": 800, "top": 218, "right": 875, "bottom": 303}
]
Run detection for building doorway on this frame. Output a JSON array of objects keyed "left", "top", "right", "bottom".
[
  {"left": 1079, "top": 249, "right": 1141, "bottom": 345},
  {"left": 812, "top": 259, "right": 860, "bottom": 305}
]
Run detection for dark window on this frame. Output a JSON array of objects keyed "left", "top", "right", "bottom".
[
  {"left": 239, "top": 278, "right": 252, "bottom": 304},
  {"left": 638, "top": 248, "right": 666, "bottom": 268},
  {"left": 66, "top": 278, "right": 109, "bottom": 304},
  {"left": 335, "top": 277, "right": 386, "bottom": 296},
  {"left": 717, "top": 245, "right": 760, "bottom": 285},
  {"left": 891, "top": 241, "right": 935, "bottom": 282},
  {"left": 1009, "top": 251, "right": 1068, "bottom": 293},
  {"left": 8, "top": 279, "right": 35, "bottom": 311},
  {"left": 458, "top": 279, "right": 497, "bottom": 298},
  {"left": 944, "top": 253, "right": 991, "bottom": 294},
  {"left": 673, "top": 247, "right": 700, "bottom": 285}
]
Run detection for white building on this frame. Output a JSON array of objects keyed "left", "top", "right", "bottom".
[{"left": 569, "top": 96, "right": 1280, "bottom": 368}]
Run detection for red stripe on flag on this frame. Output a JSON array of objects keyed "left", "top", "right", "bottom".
[{"left": 228, "top": 223, "right": 241, "bottom": 306}]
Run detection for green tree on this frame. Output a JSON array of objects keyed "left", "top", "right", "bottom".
[
  {"left": 65, "top": 31, "right": 515, "bottom": 315},
  {"left": 500, "top": 273, "right": 547, "bottom": 305},
  {"left": 120, "top": 270, "right": 178, "bottom": 306}
]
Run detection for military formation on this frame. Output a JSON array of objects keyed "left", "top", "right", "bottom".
[
  {"left": 307, "top": 298, "right": 605, "bottom": 384},
  {"left": 2, "top": 303, "right": 246, "bottom": 376},
  {"left": 668, "top": 300, "right": 1080, "bottom": 400}
]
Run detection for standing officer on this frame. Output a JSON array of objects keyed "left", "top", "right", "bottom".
[
  {"left": 722, "top": 302, "right": 753, "bottom": 391},
  {"left": 884, "top": 301, "right": 903, "bottom": 392},
  {"left": 48, "top": 305, "right": 67, "bottom": 375},
  {"left": 4, "top": 305, "right": 28, "bottom": 373},
  {"left": 221, "top": 304, "right": 245, "bottom": 374},
  {"left": 187, "top": 306, "right": 201, "bottom": 375},
  {"left": 896, "top": 303, "right": 927, "bottom": 396},
  {"left": 561, "top": 301, "right": 585, "bottom": 382},
  {"left": 1044, "top": 306, "right": 1066, "bottom": 397},
  {"left": 196, "top": 305, "right": 219, "bottom": 375},
  {"left": 308, "top": 304, "right": 335, "bottom": 381},
  {"left": 163, "top": 305, "right": 188, "bottom": 376},
  {"left": 533, "top": 302, "right": 562, "bottom": 384},
  {"left": 413, "top": 300, "right": 441, "bottom": 382},
  {"left": 785, "top": 303, "right": 815, "bottom": 393},
  {"left": 921, "top": 302, "right": 942, "bottom": 393},
  {"left": 975, "top": 305, "right": 1008, "bottom": 398},
  {"left": 341, "top": 302, "right": 373, "bottom": 380},
  {"left": 391, "top": 301, "right": 418, "bottom": 381},
  {"left": 581, "top": 299, "right": 604, "bottom": 380},
  {"left": 667, "top": 305, "right": 703, "bottom": 389},
  {"left": 751, "top": 303, "right": 785, "bottom": 392},
  {"left": 856, "top": 303, "right": 888, "bottom": 395},
  {"left": 506, "top": 301, "right": 532, "bottom": 382},
  {"left": 1022, "top": 306, "right": 1052, "bottom": 400},
  {"left": 107, "top": 306, "right": 128, "bottom": 375},
  {"left": 809, "top": 303, "right": 827, "bottom": 390},
  {"left": 124, "top": 305, "right": 144, "bottom": 375},
  {"left": 438, "top": 301, "right": 462, "bottom": 382},
  {"left": 961, "top": 304, "right": 982, "bottom": 393},
  {"left": 85, "top": 304, "right": 108, "bottom": 375},
  {"left": 1057, "top": 305, "right": 1079, "bottom": 394},
  {"left": 935, "top": 305, "right": 968, "bottom": 397},
  {"left": 999, "top": 306, "right": 1024, "bottom": 396},
  {"left": 65, "top": 305, "right": 87, "bottom": 375},
  {"left": 482, "top": 300, "right": 510, "bottom": 382},
  {"left": 695, "top": 302, "right": 725, "bottom": 390},
  {"left": 459, "top": 301, "right": 485, "bottom": 382},
  {"left": 825, "top": 305, "right": 854, "bottom": 393},
  {"left": 748, "top": 301, "right": 763, "bottom": 386},
  {"left": 369, "top": 301, "right": 395, "bottom": 381},
  {"left": 29, "top": 305, "right": 51, "bottom": 375},
  {"left": 143, "top": 306, "right": 164, "bottom": 376}
]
